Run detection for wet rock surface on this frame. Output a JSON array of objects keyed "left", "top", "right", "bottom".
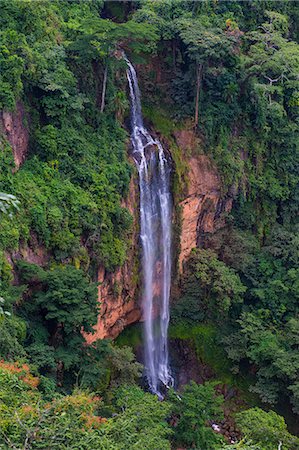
[{"left": 170, "top": 338, "right": 213, "bottom": 387}]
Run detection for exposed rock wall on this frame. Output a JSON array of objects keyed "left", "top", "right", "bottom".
[
  {"left": 87, "top": 129, "right": 233, "bottom": 340},
  {"left": 1, "top": 102, "right": 29, "bottom": 169},
  {"left": 85, "top": 176, "right": 141, "bottom": 342},
  {"left": 175, "top": 130, "right": 233, "bottom": 271}
]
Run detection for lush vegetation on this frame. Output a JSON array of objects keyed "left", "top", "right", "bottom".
[{"left": 1, "top": 0, "right": 299, "bottom": 448}]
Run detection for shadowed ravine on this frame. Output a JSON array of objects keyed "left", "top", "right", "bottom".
[{"left": 126, "top": 56, "right": 173, "bottom": 397}]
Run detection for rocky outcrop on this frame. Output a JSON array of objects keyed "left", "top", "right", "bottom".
[
  {"left": 175, "top": 130, "right": 233, "bottom": 271},
  {"left": 170, "top": 337, "right": 214, "bottom": 387},
  {"left": 85, "top": 176, "right": 141, "bottom": 342},
  {"left": 1, "top": 102, "right": 29, "bottom": 169},
  {"left": 15, "top": 232, "right": 50, "bottom": 266}
]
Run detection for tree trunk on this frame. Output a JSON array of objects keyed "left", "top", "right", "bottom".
[
  {"left": 100, "top": 63, "right": 108, "bottom": 113},
  {"left": 194, "top": 63, "right": 203, "bottom": 129}
]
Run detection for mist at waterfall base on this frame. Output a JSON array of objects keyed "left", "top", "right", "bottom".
[{"left": 126, "top": 57, "right": 173, "bottom": 398}]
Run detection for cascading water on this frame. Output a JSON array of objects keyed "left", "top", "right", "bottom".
[{"left": 125, "top": 56, "right": 173, "bottom": 397}]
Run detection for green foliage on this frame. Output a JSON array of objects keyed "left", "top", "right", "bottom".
[
  {"left": 16, "top": 261, "right": 98, "bottom": 378},
  {"left": 171, "top": 381, "right": 224, "bottom": 449},
  {"left": 0, "top": 251, "right": 26, "bottom": 360},
  {"left": 0, "top": 362, "right": 107, "bottom": 449},
  {"left": 137, "top": 2, "right": 299, "bottom": 235},
  {"left": 0, "top": 363, "right": 172, "bottom": 450},
  {"left": 172, "top": 248, "right": 245, "bottom": 324},
  {"left": 75, "top": 18, "right": 158, "bottom": 58},
  {"left": 224, "top": 313, "right": 299, "bottom": 412},
  {"left": 0, "top": 192, "right": 19, "bottom": 217},
  {"left": 0, "top": 315, "right": 27, "bottom": 361},
  {"left": 178, "top": 17, "right": 239, "bottom": 66},
  {"left": 0, "top": 30, "right": 26, "bottom": 109},
  {"left": 235, "top": 407, "right": 299, "bottom": 450},
  {"left": 0, "top": 0, "right": 134, "bottom": 271},
  {"left": 79, "top": 341, "right": 143, "bottom": 394},
  {"left": 115, "top": 323, "right": 142, "bottom": 349},
  {"left": 108, "top": 346, "right": 143, "bottom": 389},
  {"left": 110, "top": 385, "right": 172, "bottom": 450},
  {"left": 205, "top": 224, "right": 299, "bottom": 411},
  {"left": 220, "top": 441, "right": 260, "bottom": 450},
  {"left": 1, "top": 2, "right": 299, "bottom": 448},
  {"left": 0, "top": 126, "right": 132, "bottom": 269},
  {"left": 133, "top": 0, "right": 193, "bottom": 41},
  {"left": 173, "top": 201, "right": 298, "bottom": 416},
  {"left": 169, "top": 322, "right": 251, "bottom": 392},
  {"left": 19, "top": 261, "right": 98, "bottom": 333}
]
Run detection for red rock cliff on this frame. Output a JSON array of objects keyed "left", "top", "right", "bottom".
[
  {"left": 1, "top": 102, "right": 29, "bottom": 169},
  {"left": 175, "top": 130, "right": 232, "bottom": 271}
]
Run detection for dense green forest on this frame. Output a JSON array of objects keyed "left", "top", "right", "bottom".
[{"left": 0, "top": 0, "right": 299, "bottom": 448}]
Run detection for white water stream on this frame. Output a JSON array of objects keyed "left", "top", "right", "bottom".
[{"left": 126, "top": 57, "right": 173, "bottom": 396}]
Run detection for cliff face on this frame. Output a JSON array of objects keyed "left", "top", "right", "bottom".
[
  {"left": 0, "top": 103, "right": 231, "bottom": 340},
  {"left": 87, "top": 129, "right": 233, "bottom": 340},
  {"left": 85, "top": 176, "right": 141, "bottom": 342},
  {"left": 174, "top": 130, "right": 233, "bottom": 271},
  {"left": 1, "top": 102, "right": 29, "bottom": 169}
]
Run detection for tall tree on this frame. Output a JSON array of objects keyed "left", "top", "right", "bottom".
[{"left": 178, "top": 18, "right": 241, "bottom": 127}]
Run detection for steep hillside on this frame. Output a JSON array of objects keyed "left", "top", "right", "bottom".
[{"left": 0, "top": 1, "right": 299, "bottom": 449}]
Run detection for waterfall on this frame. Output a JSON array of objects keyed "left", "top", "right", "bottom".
[{"left": 125, "top": 57, "right": 173, "bottom": 397}]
